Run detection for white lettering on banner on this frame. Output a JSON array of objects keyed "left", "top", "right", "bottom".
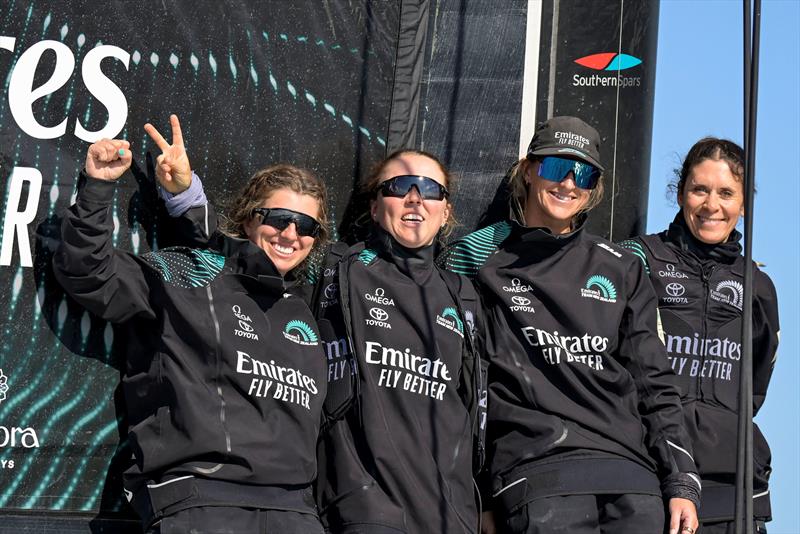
[
  {"left": 0, "top": 167, "right": 42, "bottom": 267},
  {"left": 365, "top": 341, "right": 451, "bottom": 401},
  {"left": 0, "top": 426, "right": 40, "bottom": 448},
  {"left": 2, "top": 38, "right": 130, "bottom": 141},
  {"left": 8, "top": 40, "right": 74, "bottom": 139},
  {"left": 0, "top": 459, "right": 14, "bottom": 469},
  {"left": 74, "top": 45, "right": 130, "bottom": 141},
  {"left": 0, "top": 36, "right": 131, "bottom": 267}
]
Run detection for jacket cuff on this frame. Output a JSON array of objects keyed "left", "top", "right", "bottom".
[
  {"left": 661, "top": 472, "right": 701, "bottom": 508},
  {"left": 78, "top": 171, "right": 118, "bottom": 205}
]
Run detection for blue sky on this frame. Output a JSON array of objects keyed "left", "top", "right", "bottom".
[{"left": 649, "top": 1, "right": 799, "bottom": 531}]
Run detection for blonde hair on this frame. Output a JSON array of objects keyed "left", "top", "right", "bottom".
[{"left": 507, "top": 158, "right": 605, "bottom": 227}]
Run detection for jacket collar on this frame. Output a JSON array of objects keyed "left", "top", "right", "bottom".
[
  {"left": 665, "top": 212, "right": 742, "bottom": 265},
  {"left": 506, "top": 212, "right": 587, "bottom": 252},
  {"left": 366, "top": 224, "right": 436, "bottom": 280},
  {"left": 209, "top": 233, "right": 291, "bottom": 293}
]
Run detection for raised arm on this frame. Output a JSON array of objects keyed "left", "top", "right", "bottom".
[
  {"left": 53, "top": 139, "right": 156, "bottom": 323},
  {"left": 145, "top": 114, "right": 217, "bottom": 246}
]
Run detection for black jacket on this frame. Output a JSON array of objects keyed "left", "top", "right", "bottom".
[
  {"left": 440, "top": 220, "right": 700, "bottom": 512},
  {"left": 313, "top": 228, "right": 481, "bottom": 534},
  {"left": 53, "top": 174, "right": 327, "bottom": 504},
  {"left": 621, "top": 216, "right": 779, "bottom": 521}
]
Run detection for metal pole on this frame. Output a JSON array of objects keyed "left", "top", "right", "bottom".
[{"left": 735, "top": 0, "right": 760, "bottom": 533}]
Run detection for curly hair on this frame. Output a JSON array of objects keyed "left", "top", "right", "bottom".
[{"left": 221, "top": 164, "right": 330, "bottom": 272}]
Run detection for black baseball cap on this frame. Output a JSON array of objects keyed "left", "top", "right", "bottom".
[{"left": 526, "top": 116, "right": 605, "bottom": 171}]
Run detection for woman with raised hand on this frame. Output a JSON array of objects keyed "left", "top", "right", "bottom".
[
  {"left": 440, "top": 116, "right": 700, "bottom": 534},
  {"left": 620, "top": 138, "right": 779, "bottom": 534},
  {"left": 141, "top": 144, "right": 485, "bottom": 533},
  {"left": 53, "top": 115, "right": 330, "bottom": 533}
]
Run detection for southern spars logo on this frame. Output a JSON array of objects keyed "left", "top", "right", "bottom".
[
  {"left": 662, "top": 282, "right": 689, "bottom": 305},
  {"left": 509, "top": 295, "right": 535, "bottom": 314},
  {"left": 573, "top": 52, "right": 642, "bottom": 88},
  {"left": 436, "top": 307, "right": 464, "bottom": 337},
  {"left": 0, "top": 369, "right": 7, "bottom": 405},
  {"left": 710, "top": 280, "right": 744, "bottom": 310},
  {"left": 581, "top": 275, "right": 618, "bottom": 303},
  {"left": 282, "top": 320, "right": 319, "bottom": 346},
  {"left": 232, "top": 304, "right": 259, "bottom": 340}
]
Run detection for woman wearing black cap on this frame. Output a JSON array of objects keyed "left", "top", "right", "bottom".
[
  {"left": 620, "top": 138, "right": 779, "bottom": 534},
  {"left": 440, "top": 116, "right": 700, "bottom": 534}
]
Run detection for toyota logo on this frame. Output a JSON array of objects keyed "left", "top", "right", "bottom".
[
  {"left": 238, "top": 320, "right": 254, "bottom": 332},
  {"left": 665, "top": 283, "right": 685, "bottom": 297},
  {"left": 324, "top": 283, "right": 338, "bottom": 300},
  {"left": 369, "top": 307, "right": 389, "bottom": 321},
  {"left": 511, "top": 296, "right": 531, "bottom": 306}
]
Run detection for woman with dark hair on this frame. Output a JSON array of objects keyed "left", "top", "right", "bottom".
[
  {"left": 312, "top": 149, "right": 482, "bottom": 534},
  {"left": 54, "top": 116, "right": 330, "bottom": 533},
  {"left": 621, "top": 138, "right": 779, "bottom": 534},
  {"left": 440, "top": 116, "right": 700, "bottom": 534}
]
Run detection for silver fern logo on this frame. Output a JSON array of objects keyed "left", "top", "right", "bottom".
[
  {"left": 711, "top": 280, "right": 744, "bottom": 310},
  {"left": 581, "top": 275, "right": 618, "bottom": 303},
  {"left": 436, "top": 307, "right": 464, "bottom": 337},
  {"left": 282, "top": 320, "right": 319, "bottom": 346},
  {"left": 0, "top": 369, "right": 8, "bottom": 405}
]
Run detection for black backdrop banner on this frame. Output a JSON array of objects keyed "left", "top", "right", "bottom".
[{"left": 0, "top": 1, "right": 658, "bottom": 529}]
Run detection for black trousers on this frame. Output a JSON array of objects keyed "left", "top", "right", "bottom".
[
  {"left": 699, "top": 520, "right": 768, "bottom": 534},
  {"left": 502, "top": 493, "right": 664, "bottom": 534},
  {"left": 147, "top": 506, "right": 325, "bottom": 534}
]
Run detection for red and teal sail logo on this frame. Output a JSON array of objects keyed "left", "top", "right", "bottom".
[{"left": 575, "top": 52, "right": 642, "bottom": 71}]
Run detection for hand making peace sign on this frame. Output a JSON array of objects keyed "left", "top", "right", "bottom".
[{"left": 144, "top": 114, "right": 192, "bottom": 194}]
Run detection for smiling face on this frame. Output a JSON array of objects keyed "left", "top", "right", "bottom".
[
  {"left": 370, "top": 153, "right": 451, "bottom": 248},
  {"left": 678, "top": 158, "right": 744, "bottom": 244},
  {"left": 523, "top": 160, "right": 591, "bottom": 234},
  {"left": 243, "top": 188, "right": 320, "bottom": 275}
]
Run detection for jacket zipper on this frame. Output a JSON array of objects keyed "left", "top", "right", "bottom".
[
  {"left": 698, "top": 264, "right": 715, "bottom": 400},
  {"left": 206, "top": 285, "right": 232, "bottom": 455}
]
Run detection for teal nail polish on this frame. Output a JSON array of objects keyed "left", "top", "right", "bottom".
[{"left": 118, "top": 148, "right": 125, "bottom": 156}]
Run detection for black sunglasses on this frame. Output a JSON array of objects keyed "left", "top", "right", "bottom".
[
  {"left": 252, "top": 208, "right": 321, "bottom": 237},
  {"left": 378, "top": 175, "right": 449, "bottom": 201}
]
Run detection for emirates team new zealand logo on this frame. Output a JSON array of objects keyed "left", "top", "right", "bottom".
[
  {"left": 580, "top": 275, "right": 618, "bottom": 303},
  {"left": 436, "top": 307, "right": 464, "bottom": 337},
  {"left": 282, "top": 320, "right": 320, "bottom": 346}
]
